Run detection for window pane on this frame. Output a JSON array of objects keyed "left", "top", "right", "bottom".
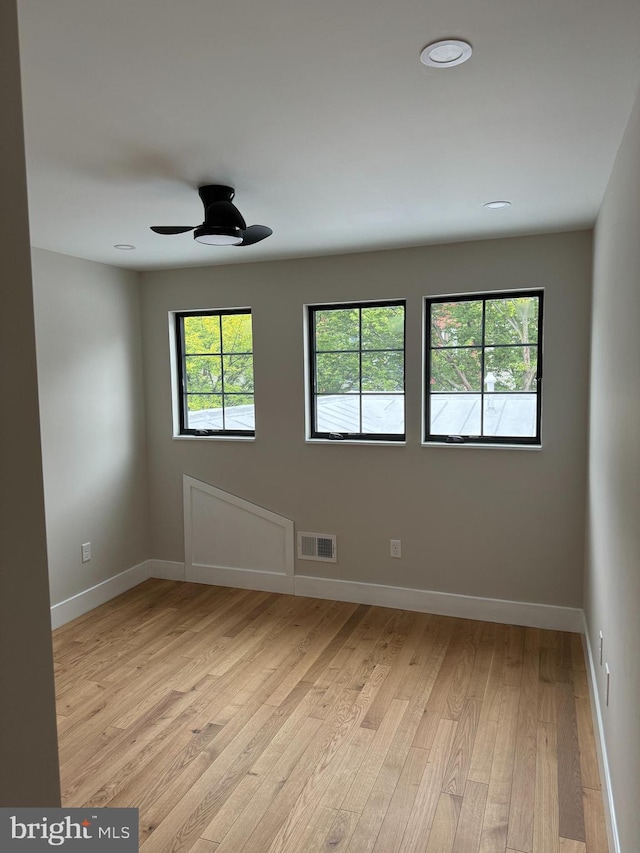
[
  {"left": 483, "top": 393, "right": 537, "bottom": 437},
  {"left": 430, "top": 348, "right": 482, "bottom": 392},
  {"left": 361, "top": 352, "right": 403, "bottom": 392},
  {"left": 431, "top": 300, "right": 482, "bottom": 348},
  {"left": 185, "top": 355, "right": 222, "bottom": 393},
  {"left": 183, "top": 315, "right": 221, "bottom": 354},
  {"left": 316, "top": 395, "right": 360, "bottom": 433},
  {"left": 485, "top": 296, "right": 539, "bottom": 345},
  {"left": 224, "top": 394, "right": 255, "bottom": 430},
  {"left": 362, "top": 395, "right": 404, "bottom": 434},
  {"left": 430, "top": 394, "right": 481, "bottom": 436},
  {"left": 316, "top": 353, "right": 359, "bottom": 393},
  {"left": 361, "top": 306, "right": 404, "bottom": 350},
  {"left": 315, "top": 309, "right": 359, "bottom": 351},
  {"left": 484, "top": 346, "right": 538, "bottom": 392},
  {"left": 185, "top": 394, "right": 224, "bottom": 429},
  {"left": 222, "top": 354, "right": 255, "bottom": 392},
  {"left": 220, "top": 313, "right": 253, "bottom": 353}
]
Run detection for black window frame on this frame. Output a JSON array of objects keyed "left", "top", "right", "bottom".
[
  {"left": 307, "top": 299, "right": 406, "bottom": 442},
  {"left": 424, "top": 289, "right": 543, "bottom": 446},
  {"left": 175, "top": 308, "right": 255, "bottom": 437}
]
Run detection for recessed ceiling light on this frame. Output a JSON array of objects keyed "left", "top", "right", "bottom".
[
  {"left": 483, "top": 201, "right": 511, "bottom": 209},
  {"left": 113, "top": 243, "right": 136, "bottom": 250},
  {"left": 420, "top": 39, "right": 472, "bottom": 68}
]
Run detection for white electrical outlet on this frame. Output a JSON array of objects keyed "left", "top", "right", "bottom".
[
  {"left": 390, "top": 539, "right": 402, "bottom": 558},
  {"left": 599, "top": 631, "right": 604, "bottom": 666},
  {"left": 81, "top": 542, "right": 91, "bottom": 563}
]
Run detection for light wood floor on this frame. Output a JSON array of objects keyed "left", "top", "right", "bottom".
[{"left": 53, "top": 579, "right": 608, "bottom": 853}]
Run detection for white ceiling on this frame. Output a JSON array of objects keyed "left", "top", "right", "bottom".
[{"left": 17, "top": 0, "right": 640, "bottom": 271}]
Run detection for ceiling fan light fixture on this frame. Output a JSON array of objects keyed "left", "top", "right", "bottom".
[
  {"left": 194, "top": 225, "right": 243, "bottom": 246},
  {"left": 483, "top": 200, "right": 512, "bottom": 209},
  {"left": 420, "top": 39, "right": 472, "bottom": 68}
]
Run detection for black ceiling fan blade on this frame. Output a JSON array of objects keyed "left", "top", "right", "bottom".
[
  {"left": 238, "top": 225, "right": 273, "bottom": 246},
  {"left": 150, "top": 225, "right": 195, "bottom": 235}
]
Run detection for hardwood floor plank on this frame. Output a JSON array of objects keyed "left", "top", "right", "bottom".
[
  {"left": 264, "top": 601, "right": 360, "bottom": 706},
  {"left": 467, "top": 627, "right": 505, "bottom": 785},
  {"left": 424, "top": 792, "right": 462, "bottom": 853},
  {"left": 187, "top": 840, "right": 218, "bottom": 853},
  {"left": 451, "top": 779, "right": 488, "bottom": 853},
  {"left": 533, "top": 721, "right": 560, "bottom": 853},
  {"left": 477, "top": 684, "right": 520, "bottom": 853},
  {"left": 503, "top": 626, "right": 525, "bottom": 687},
  {"left": 556, "top": 681, "right": 586, "bottom": 842},
  {"left": 325, "top": 810, "right": 361, "bottom": 851},
  {"left": 280, "top": 803, "right": 338, "bottom": 853},
  {"left": 147, "top": 681, "right": 316, "bottom": 849},
  {"left": 445, "top": 621, "right": 482, "bottom": 719},
  {"left": 484, "top": 625, "right": 507, "bottom": 722},
  {"left": 228, "top": 672, "right": 388, "bottom": 853},
  {"left": 137, "top": 702, "right": 278, "bottom": 849},
  {"left": 301, "top": 604, "right": 371, "bottom": 684},
  {"left": 411, "top": 620, "right": 477, "bottom": 750},
  {"left": 341, "top": 703, "right": 422, "bottom": 853},
  {"left": 559, "top": 838, "right": 587, "bottom": 852},
  {"left": 467, "top": 718, "right": 498, "bottom": 786},
  {"left": 556, "top": 633, "right": 573, "bottom": 685},
  {"left": 398, "top": 718, "right": 458, "bottom": 853},
  {"left": 360, "top": 614, "right": 427, "bottom": 729},
  {"left": 206, "top": 717, "right": 329, "bottom": 850},
  {"left": 257, "top": 668, "right": 390, "bottom": 853},
  {"left": 538, "top": 681, "right": 557, "bottom": 724},
  {"left": 319, "top": 726, "right": 376, "bottom": 810},
  {"left": 395, "top": 616, "right": 455, "bottom": 702},
  {"left": 341, "top": 697, "right": 408, "bottom": 813},
  {"left": 372, "top": 747, "right": 429, "bottom": 853},
  {"left": 201, "top": 713, "right": 322, "bottom": 843},
  {"left": 539, "top": 646, "right": 556, "bottom": 684},
  {"left": 466, "top": 622, "right": 497, "bottom": 701},
  {"left": 507, "top": 647, "right": 539, "bottom": 852},
  {"left": 582, "top": 787, "right": 608, "bottom": 853},
  {"left": 570, "top": 635, "right": 586, "bottom": 672},
  {"left": 574, "top": 697, "right": 600, "bottom": 791},
  {"left": 52, "top": 582, "right": 608, "bottom": 853},
  {"left": 441, "top": 698, "right": 481, "bottom": 796}
]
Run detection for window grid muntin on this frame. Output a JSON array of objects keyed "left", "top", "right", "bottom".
[
  {"left": 425, "top": 290, "right": 543, "bottom": 445},
  {"left": 176, "top": 308, "right": 255, "bottom": 436},
  {"left": 309, "top": 300, "right": 406, "bottom": 441}
]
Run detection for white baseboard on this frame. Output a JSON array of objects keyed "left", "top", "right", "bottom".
[
  {"left": 188, "top": 563, "right": 295, "bottom": 595},
  {"left": 51, "top": 559, "right": 582, "bottom": 634},
  {"left": 50, "top": 560, "right": 151, "bottom": 629},
  {"left": 294, "top": 575, "right": 583, "bottom": 632},
  {"left": 149, "top": 559, "right": 186, "bottom": 581},
  {"left": 582, "top": 614, "right": 619, "bottom": 853}
]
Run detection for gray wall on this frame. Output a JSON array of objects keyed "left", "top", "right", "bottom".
[
  {"left": 0, "top": 0, "right": 60, "bottom": 806},
  {"left": 142, "top": 230, "right": 592, "bottom": 607},
  {"left": 32, "top": 249, "right": 150, "bottom": 606},
  {"left": 586, "top": 84, "right": 640, "bottom": 852}
]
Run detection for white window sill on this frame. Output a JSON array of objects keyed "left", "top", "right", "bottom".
[
  {"left": 422, "top": 441, "right": 542, "bottom": 451},
  {"left": 172, "top": 435, "right": 256, "bottom": 442},
  {"left": 305, "top": 438, "right": 406, "bottom": 447}
]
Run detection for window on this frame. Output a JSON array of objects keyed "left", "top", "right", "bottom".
[
  {"left": 175, "top": 309, "right": 255, "bottom": 436},
  {"left": 307, "top": 300, "right": 405, "bottom": 441},
  {"left": 424, "top": 290, "right": 543, "bottom": 445}
]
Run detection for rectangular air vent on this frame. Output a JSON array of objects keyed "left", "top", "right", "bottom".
[{"left": 297, "top": 532, "right": 337, "bottom": 563}]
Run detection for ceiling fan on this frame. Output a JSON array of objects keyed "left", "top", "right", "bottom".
[{"left": 150, "top": 185, "right": 272, "bottom": 246}]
